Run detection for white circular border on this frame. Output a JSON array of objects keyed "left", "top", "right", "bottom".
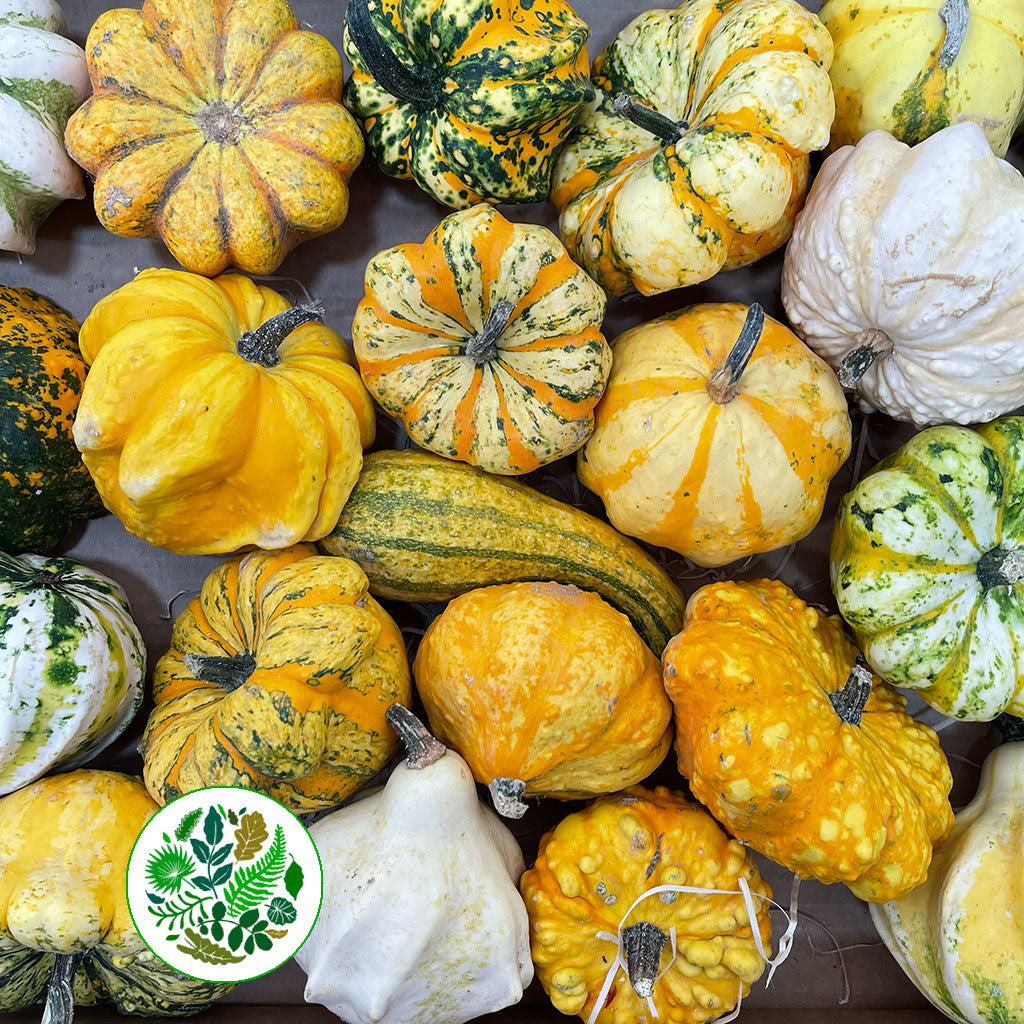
[{"left": 127, "top": 787, "right": 323, "bottom": 984}]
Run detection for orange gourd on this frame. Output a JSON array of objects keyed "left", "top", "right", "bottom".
[
  {"left": 412, "top": 582, "right": 671, "bottom": 817},
  {"left": 579, "top": 303, "right": 851, "bottom": 567},
  {"left": 663, "top": 578, "right": 954, "bottom": 902}
]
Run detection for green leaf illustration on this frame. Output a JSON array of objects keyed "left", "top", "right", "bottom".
[
  {"left": 244, "top": 935, "right": 255, "bottom": 955},
  {"left": 227, "top": 809, "right": 239, "bottom": 825},
  {"left": 267, "top": 898, "right": 296, "bottom": 926},
  {"left": 223, "top": 826, "right": 286, "bottom": 917},
  {"left": 146, "top": 845, "right": 196, "bottom": 895},
  {"left": 177, "top": 928, "right": 245, "bottom": 965},
  {"left": 239, "top": 908, "right": 259, "bottom": 929},
  {"left": 228, "top": 926, "right": 243, "bottom": 952},
  {"left": 254, "top": 933, "right": 273, "bottom": 952},
  {"left": 174, "top": 808, "right": 203, "bottom": 841},
  {"left": 284, "top": 859, "right": 304, "bottom": 900},
  {"left": 210, "top": 921, "right": 224, "bottom": 942},
  {"left": 212, "top": 863, "right": 233, "bottom": 886},
  {"left": 233, "top": 812, "right": 268, "bottom": 861},
  {"left": 265, "top": 929, "right": 288, "bottom": 939},
  {"left": 191, "top": 839, "right": 211, "bottom": 863},
  {"left": 204, "top": 807, "right": 224, "bottom": 846},
  {"left": 211, "top": 842, "right": 233, "bottom": 866}
]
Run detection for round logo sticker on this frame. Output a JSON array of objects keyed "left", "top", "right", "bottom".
[{"left": 127, "top": 787, "right": 322, "bottom": 983}]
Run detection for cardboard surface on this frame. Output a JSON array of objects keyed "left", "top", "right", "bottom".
[{"left": 3, "top": 0, "right": 1020, "bottom": 1020}]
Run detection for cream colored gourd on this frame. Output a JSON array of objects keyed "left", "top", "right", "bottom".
[
  {"left": 871, "top": 732, "right": 1024, "bottom": 1023},
  {"left": 296, "top": 705, "right": 532, "bottom": 1024},
  {"left": 782, "top": 122, "right": 1024, "bottom": 425}
]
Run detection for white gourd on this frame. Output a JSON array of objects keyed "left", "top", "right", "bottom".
[
  {"left": 0, "top": 552, "right": 146, "bottom": 796},
  {"left": 782, "top": 122, "right": 1024, "bottom": 426},
  {"left": 0, "top": 0, "right": 89, "bottom": 254},
  {"left": 871, "top": 735, "right": 1024, "bottom": 1024},
  {"left": 296, "top": 705, "right": 533, "bottom": 1024}
]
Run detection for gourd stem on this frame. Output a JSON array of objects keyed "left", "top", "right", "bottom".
[
  {"left": 705, "top": 303, "right": 765, "bottom": 404},
  {"left": 996, "top": 713, "right": 1024, "bottom": 743},
  {"left": 621, "top": 921, "right": 669, "bottom": 1000},
  {"left": 465, "top": 300, "right": 516, "bottom": 364},
  {"left": 938, "top": 0, "right": 969, "bottom": 69},
  {"left": 837, "top": 328, "right": 893, "bottom": 389},
  {"left": 830, "top": 664, "right": 873, "bottom": 726},
  {"left": 346, "top": 0, "right": 444, "bottom": 107},
  {"left": 613, "top": 94, "right": 688, "bottom": 144},
  {"left": 184, "top": 651, "right": 256, "bottom": 692},
  {"left": 385, "top": 704, "right": 446, "bottom": 769},
  {"left": 33, "top": 570, "right": 61, "bottom": 588},
  {"left": 489, "top": 777, "right": 527, "bottom": 819},
  {"left": 976, "top": 547, "right": 1024, "bottom": 590},
  {"left": 235, "top": 302, "right": 324, "bottom": 368},
  {"left": 41, "top": 953, "right": 82, "bottom": 1024}
]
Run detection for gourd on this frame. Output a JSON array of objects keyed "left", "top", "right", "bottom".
[
  {"left": 319, "top": 449, "right": 686, "bottom": 654},
  {"left": 413, "top": 582, "right": 672, "bottom": 818},
  {"left": 72, "top": 268, "right": 375, "bottom": 555},
  {"left": 0, "top": 0, "right": 88, "bottom": 254},
  {"left": 782, "top": 122, "right": 1024, "bottom": 426},
  {"left": 0, "top": 770, "right": 233, "bottom": 1021},
  {"left": 822, "top": 0, "right": 1024, "bottom": 157},
  {"left": 354, "top": 204, "right": 610, "bottom": 476},
  {"left": 551, "top": 0, "right": 835, "bottom": 297},
  {"left": 663, "top": 578, "right": 954, "bottom": 903},
  {"left": 296, "top": 704, "right": 532, "bottom": 1024},
  {"left": 871, "top": 720, "right": 1024, "bottom": 1024},
  {"left": 521, "top": 785, "right": 774, "bottom": 1024},
  {"left": 0, "top": 287, "right": 101, "bottom": 552},
  {"left": 0, "top": 552, "right": 145, "bottom": 797},
  {"left": 342, "top": 0, "right": 592, "bottom": 208},
  {"left": 578, "top": 304, "right": 851, "bottom": 568},
  {"left": 831, "top": 417, "right": 1024, "bottom": 722},
  {"left": 63, "top": 0, "right": 363, "bottom": 276},
  {"left": 140, "top": 545, "right": 411, "bottom": 812}
]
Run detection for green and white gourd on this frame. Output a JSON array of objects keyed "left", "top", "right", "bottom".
[
  {"left": 0, "top": 552, "right": 145, "bottom": 794},
  {"left": 0, "top": 0, "right": 88, "bottom": 254},
  {"left": 831, "top": 417, "right": 1024, "bottom": 721}
]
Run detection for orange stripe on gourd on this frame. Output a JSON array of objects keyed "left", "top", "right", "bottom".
[{"left": 490, "top": 372, "right": 534, "bottom": 471}]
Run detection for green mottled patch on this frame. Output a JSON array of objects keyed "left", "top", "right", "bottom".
[
  {"left": 2, "top": 76, "right": 79, "bottom": 127},
  {"left": 890, "top": 67, "right": 950, "bottom": 145}
]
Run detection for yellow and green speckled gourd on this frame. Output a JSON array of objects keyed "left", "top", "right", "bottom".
[
  {"left": 821, "top": 0, "right": 1024, "bottom": 156},
  {"left": 64, "top": 0, "right": 363, "bottom": 275},
  {"left": 521, "top": 786, "right": 775, "bottom": 1024},
  {"left": 342, "top": 0, "right": 592, "bottom": 207},
  {"left": 140, "top": 545, "right": 411, "bottom": 812},
  {"left": 552, "top": 0, "right": 835, "bottom": 297},
  {"left": 0, "top": 770, "right": 233, "bottom": 1022}
]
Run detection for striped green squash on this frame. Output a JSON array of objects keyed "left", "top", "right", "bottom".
[
  {"left": 0, "top": 552, "right": 145, "bottom": 795},
  {"left": 0, "top": 0, "right": 89, "bottom": 254},
  {"left": 831, "top": 417, "right": 1024, "bottom": 721},
  {"left": 319, "top": 449, "right": 686, "bottom": 653},
  {"left": 342, "top": 0, "right": 592, "bottom": 208}
]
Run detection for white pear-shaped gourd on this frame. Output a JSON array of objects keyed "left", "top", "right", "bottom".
[
  {"left": 0, "top": 0, "right": 89, "bottom": 254},
  {"left": 782, "top": 122, "right": 1024, "bottom": 426},
  {"left": 296, "top": 704, "right": 533, "bottom": 1024},
  {"left": 871, "top": 729, "right": 1024, "bottom": 1023}
]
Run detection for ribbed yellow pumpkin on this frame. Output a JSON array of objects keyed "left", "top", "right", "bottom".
[
  {"left": 822, "top": 0, "right": 1024, "bottom": 156},
  {"left": 552, "top": 0, "right": 835, "bottom": 296},
  {"left": 73, "top": 269, "right": 374, "bottom": 555},
  {"left": 140, "top": 545, "right": 411, "bottom": 812},
  {"left": 579, "top": 304, "right": 851, "bottom": 568}
]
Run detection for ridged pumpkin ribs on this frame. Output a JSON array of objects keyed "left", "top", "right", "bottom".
[
  {"left": 64, "top": 0, "right": 363, "bottom": 275},
  {"left": 140, "top": 546, "right": 412, "bottom": 812}
]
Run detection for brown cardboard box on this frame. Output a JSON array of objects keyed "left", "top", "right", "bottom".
[{"left": 3, "top": 0, "right": 1015, "bottom": 1020}]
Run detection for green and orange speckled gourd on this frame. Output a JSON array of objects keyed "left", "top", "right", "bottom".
[
  {"left": 663, "top": 578, "right": 954, "bottom": 903},
  {"left": 342, "top": 0, "right": 592, "bottom": 208},
  {"left": 0, "top": 770, "right": 233, "bottom": 1022},
  {"left": 521, "top": 786, "right": 774, "bottom": 1024},
  {"left": 140, "top": 545, "right": 412, "bottom": 812},
  {"left": 0, "top": 287, "right": 101, "bottom": 552}
]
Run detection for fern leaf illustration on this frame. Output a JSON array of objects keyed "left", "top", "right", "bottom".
[
  {"left": 174, "top": 808, "right": 203, "bottom": 841},
  {"left": 223, "top": 825, "right": 286, "bottom": 917}
]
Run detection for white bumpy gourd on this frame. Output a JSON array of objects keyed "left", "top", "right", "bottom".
[
  {"left": 782, "top": 122, "right": 1024, "bottom": 426},
  {"left": 296, "top": 704, "right": 533, "bottom": 1024}
]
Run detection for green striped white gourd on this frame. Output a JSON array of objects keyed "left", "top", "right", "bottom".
[
  {"left": 831, "top": 417, "right": 1024, "bottom": 722},
  {"left": 0, "top": 0, "right": 88, "bottom": 254},
  {"left": 0, "top": 552, "right": 145, "bottom": 794}
]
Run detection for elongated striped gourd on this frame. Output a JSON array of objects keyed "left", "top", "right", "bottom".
[
  {"left": 0, "top": 0, "right": 88, "bottom": 253},
  {"left": 0, "top": 552, "right": 145, "bottom": 796},
  {"left": 318, "top": 449, "right": 686, "bottom": 654}
]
